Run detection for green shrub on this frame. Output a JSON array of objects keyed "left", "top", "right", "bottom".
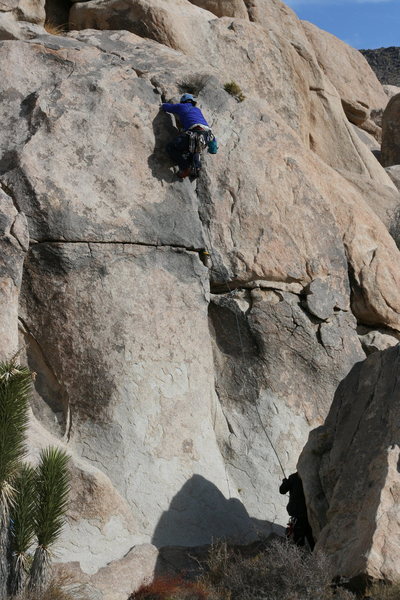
[{"left": 224, "top": 81, "right": 246, "bottom": 102}]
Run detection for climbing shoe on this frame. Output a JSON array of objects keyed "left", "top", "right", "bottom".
[{"left": 177, "top": 167, "right": 191, "bottom": 179}]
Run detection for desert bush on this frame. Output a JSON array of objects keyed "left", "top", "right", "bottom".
[
  {"left": 14, "top": 571, "right": 91, "bottom": 600},
  {"left": 367, "top": 580, "right": 400, "bottom": 600},
  {"left": 224, "top": 81, "right": 245, "bottom": 102},
  {"left": 178, "top": 74, "right": 211, "bottom": 96},
  {"left": 200, "top": 539, "right": 356, "bottom": 600},
  {"left": 129, "top": 540, "right": 358, "bottom": 600}
]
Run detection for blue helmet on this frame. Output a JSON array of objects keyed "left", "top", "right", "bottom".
[{"left": 180, "top": 93, "right": 197, "bottom": 104}]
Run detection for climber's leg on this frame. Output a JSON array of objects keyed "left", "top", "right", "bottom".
[{"left": 166, "top": 134, "right": 191, "bottom": 173}]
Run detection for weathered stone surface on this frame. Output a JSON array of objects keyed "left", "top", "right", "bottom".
[
  {"left": 357, "top": 325, "right": 399, "bottom": 355},
  {"left": 341, "top": 98, "right": 370, "bottom": 127},
  {"left": 69, "top": 0, "right": 215, "bottom": 55},
  {"left": 208, "top": 286, "right": 364, "bottom": 530},
  {"left": 0, "top": 38, "right": 205, "bottom": 247},
  {"left": 0, "top": 12, "right": 20, "bottom": 39},
  {"left": 351, "top": 124, "right": 380, "bottom": 153},
  {"left": 382, "top": 93, "right": 400, "bottom": 167},
  {"left": 0, "top": 14, "right": 44, "bottom": 39},
  {"left": 0, "top": 0, "right": 45, "bottom": 24},
  {"left": 67, "top": 8, "right": 387, "bottom": 185},
  {"left": 302, "top": 21, "right": 388, "bottom": 112},
  {"left": 384, "top": 84, "right": 400, "bottom": 99},
  {"left": 298, "top": 346, "right": 400, "bottom": 583},
  {"left": 0, "top": 185, "right": 28, "bottom": 360},
  {"left": 20, "top": 242, "right": 258, "bottom": 568},
  {"left": 188, "top": 0, "right": 248, "bottom": 19},
  {"left": 303, "top": 278, "right": 340, "bottom": 321},
  {"left": 335, "top": 171, "right": 400, "bottom": 240},
  {"left": 385, "top": 165, "right": 400, "bottom": 191}
]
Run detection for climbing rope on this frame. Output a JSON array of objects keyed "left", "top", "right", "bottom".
[{"left": 201, "top": 217, "right": 287, "bottom": 480}]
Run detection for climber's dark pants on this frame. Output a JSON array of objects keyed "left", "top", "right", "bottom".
[
  {"left": 293, "top": 518, "right": 315, "bottom": 550},
  {"left": 166, "top": 134, "right": 191, "bottom": 170}
]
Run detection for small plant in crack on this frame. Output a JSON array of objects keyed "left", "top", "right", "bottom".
[{"left": 224, "top": 81, "right": 246, "bottom": 102}]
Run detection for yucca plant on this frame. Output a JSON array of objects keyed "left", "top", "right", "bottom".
[
  {"left": 9, "top": 464, "right": 36, "bottom": 596},
  {"left": 0, "top": 362, "right": 32, "bottom": 600},
  {"left": 28, "top": 448, "right": 70, "bottom": 592}
]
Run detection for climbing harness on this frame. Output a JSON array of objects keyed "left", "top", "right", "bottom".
[{"left": 185, "top": 126, "right": 215, "bottom": 178}]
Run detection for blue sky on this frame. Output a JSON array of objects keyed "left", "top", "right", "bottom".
[{"left": 284, "top": 0, "right": 400, "bottom": 49}]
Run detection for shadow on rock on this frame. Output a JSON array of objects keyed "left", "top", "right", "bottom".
[
  {"left": 151, "top": 474, "right": 280, "bottom": 578},
  {"left": 148, "top": 110, "right": 178, "bottom": 183}
]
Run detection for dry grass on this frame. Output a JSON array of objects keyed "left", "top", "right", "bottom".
[
  {"left": 367, "top": 581, "right": 400, "bottom": 600},
  {"left": 44, "top": 22, "right": 67, "bottom": 36},
  {"left": 224, "top": 81, "right": 245, "bottom": 102},
  {"left": 13, "top": 572, "right": 92, "bottom": 600},
  {"left": 178, "top": 74, "right": 211, "bottom": 96}
]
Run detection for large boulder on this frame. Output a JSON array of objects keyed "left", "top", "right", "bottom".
[
  {"left": 0, "top": 0, "right": 45, "bottom": 24},
  {"left": 298, "top": 345, "right": 400, "bottom": 584},
  {"left": 69, "top": 0, "right": 215, "bottom": 54},
  {"left": 302, "top": 21, "right": 388, "bottom": 114},
  {"left": 188, "top": 0, "right": 248, "bottom": 19},
  {"left": 384, "top": 84, "right": 400, "bottom": 99},
  {"left": 385, "top": 165, "right": 400, "bottom": 192},
  {"left": 382, "top": 93, "right": 400, "bottom": 167}
]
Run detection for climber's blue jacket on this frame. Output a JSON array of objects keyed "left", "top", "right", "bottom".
[{"left": 162, "top": 103, "right": 210, "bottom": 130}]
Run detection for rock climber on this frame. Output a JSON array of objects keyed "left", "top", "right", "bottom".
[
  {"left": 161, "top": 93, "right": 217, "bottom": 179},
  {"left": 279, "top": 472, "right": 315, "bottom": 550}
]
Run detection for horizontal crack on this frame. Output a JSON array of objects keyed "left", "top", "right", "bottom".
[
  {"left": 30, "top": 238, "right": 206, "bottom": 254},
  {"left": 210, "top": 278, "right": 303, "bottom": 295}
]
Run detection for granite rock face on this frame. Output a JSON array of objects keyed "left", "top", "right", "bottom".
[
  {"left": 0, "top": 0, "right": 45, "bottom": 24},
  {"left": 0, "top": 0, "right": 399, "bottom": 597},
  {"left": 298, "top": 345, "right": 400, "bottom": 583},
  {"left": 302, "top": 22, "right": 388, "bottom": 113}
]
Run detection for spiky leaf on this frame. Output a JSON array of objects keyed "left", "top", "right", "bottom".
[
  {"left": 33, "top": 447, "right": 70, "bottom": 549},
  {"left": 0, "top": 362, "right": 32, "bottom": 506},
  {"left": 11, "top": 463, "right": 36, "bottom": 555}
]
